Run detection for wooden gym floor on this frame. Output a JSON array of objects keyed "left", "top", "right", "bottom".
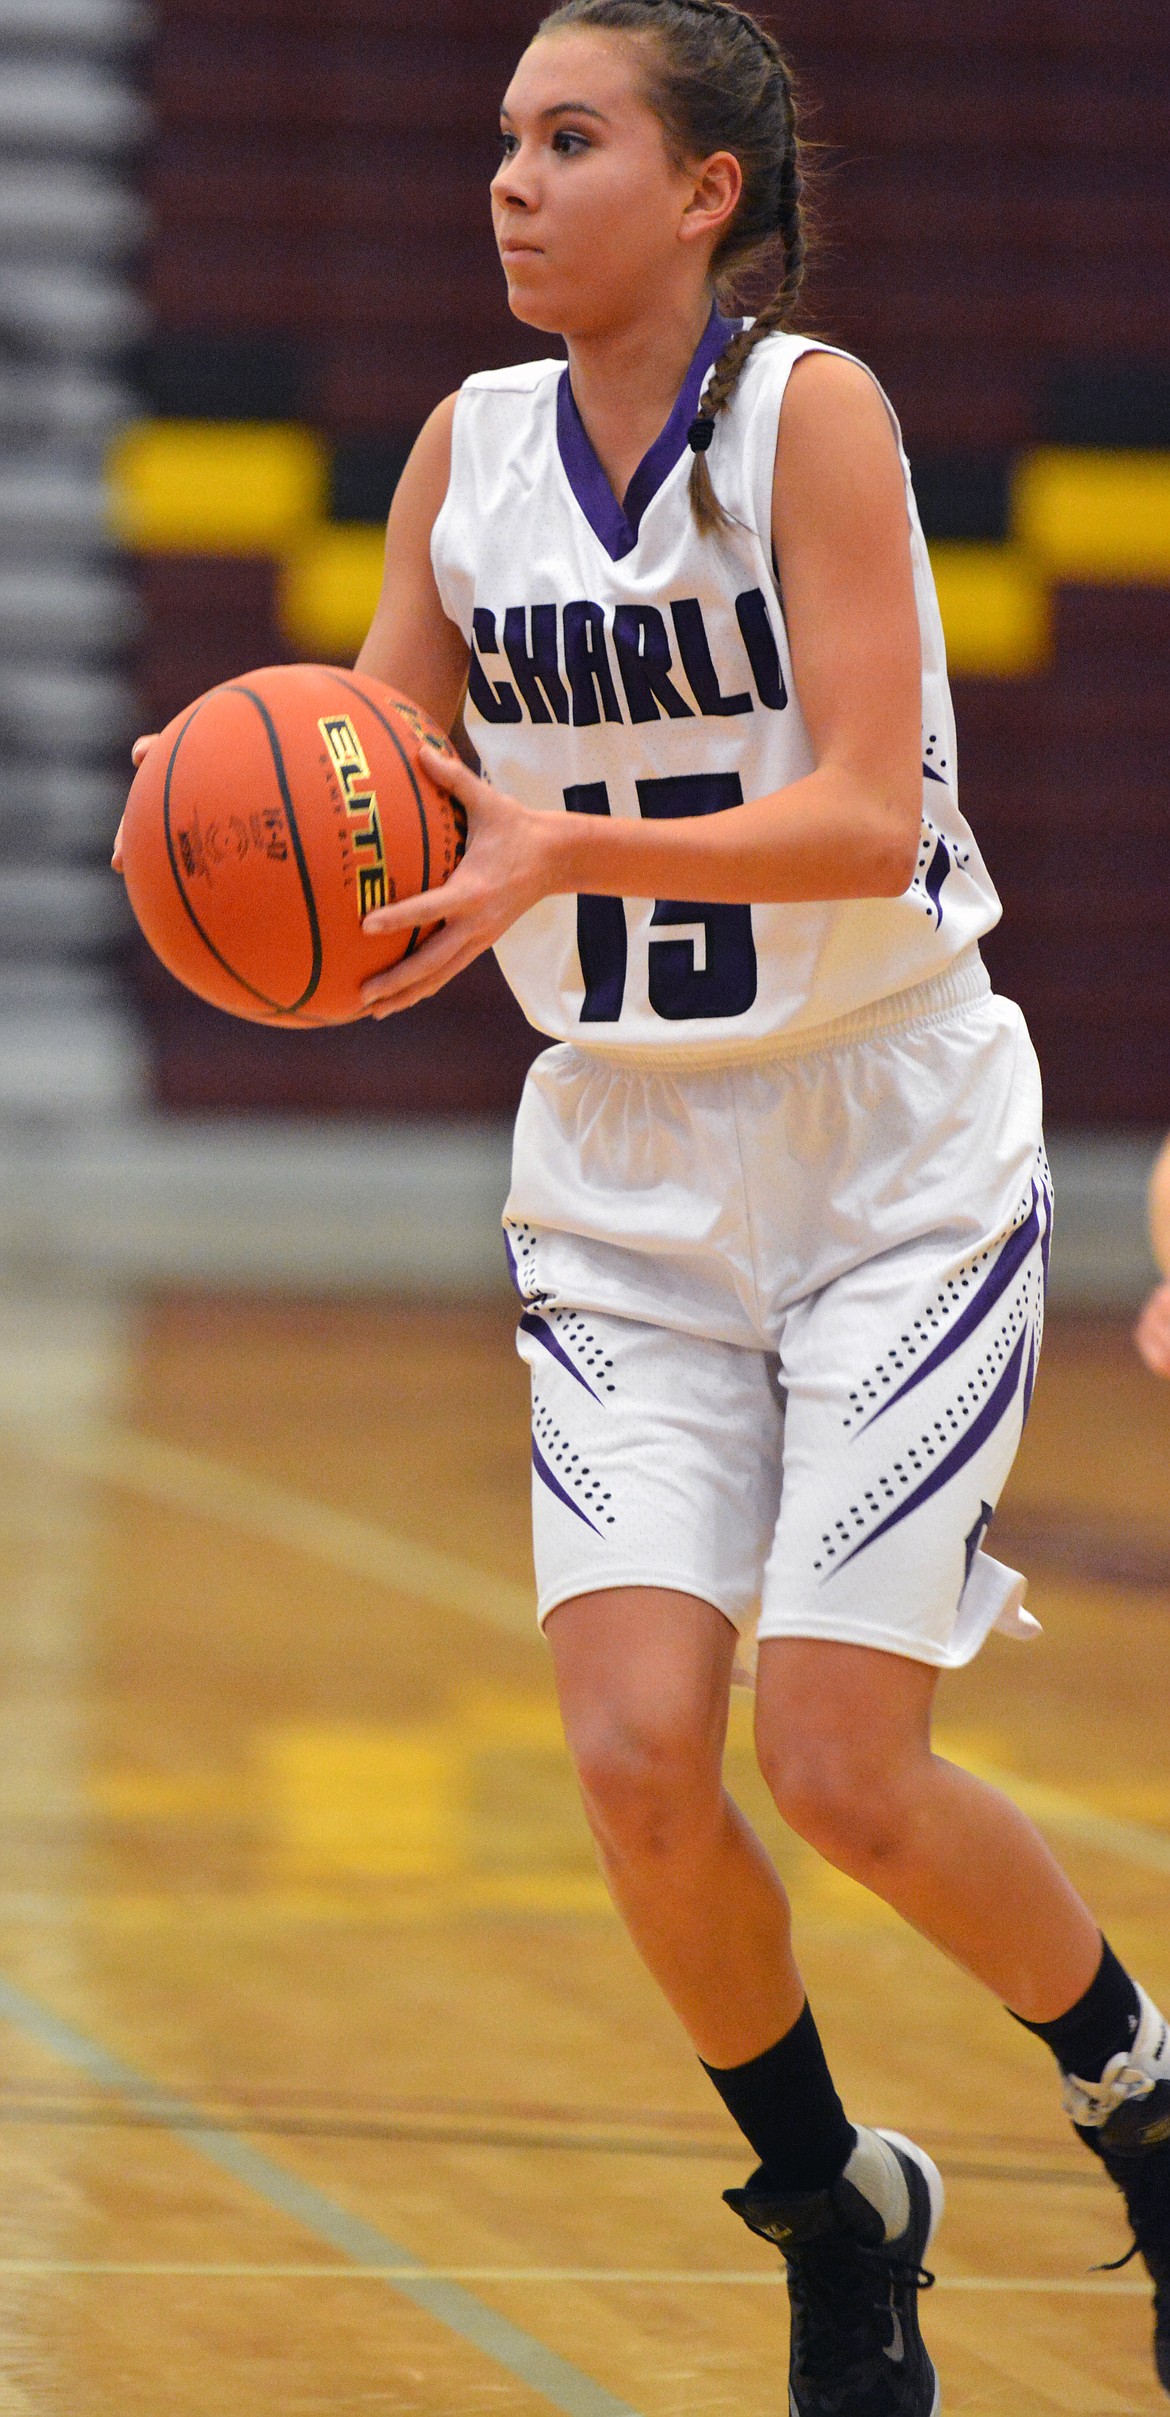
[{"left": 0, "top": 1287, "right": 1165, "bottom": 2414}]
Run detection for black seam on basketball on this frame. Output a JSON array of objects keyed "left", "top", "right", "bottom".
[
  {"left": 161, "top": 697, "right": 211, "bottom": 943},
  {"left": 327, "top": 671, "right": 435, "bottom": 961},
  {"left": 225, "top": 685, "right": 325, "bottom": 1010},
  {"left": 161, "top": 688, "right": 324, "bottom": 1017}
]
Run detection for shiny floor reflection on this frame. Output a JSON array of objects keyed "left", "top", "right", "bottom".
[{"left": 0, "top": 1291, "right": 1164, "bottom": 2411}]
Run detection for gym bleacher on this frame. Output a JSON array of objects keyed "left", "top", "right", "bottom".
[{"left": 3, "top": 0, "right": 1167, "bottom": 1291}]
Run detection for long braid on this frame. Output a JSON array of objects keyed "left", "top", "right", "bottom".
[
  {"left": 539, "top": 0, "right": 809, "bottom": 536},
  {"left": 689, "top": 41, "right": 805, "bottom": 533}
]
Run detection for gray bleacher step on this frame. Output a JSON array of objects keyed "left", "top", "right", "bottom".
[
  {"left": 0, "top": 666, "right": 135, "bottom": 756},
  {"left": 0, "top": 66, "right": 147, "bottom": 151},
  {"left": 0, "top": 863, "right": 131, "bottom": 952},
  {"left": 0, "top": 465, "right": 111, "bottom": 550},
  {"left": 0, "top": 768, "right": 126, "bottom": 851},
  {"left": 0, "top": 165, "right": 145, "bottom": 254},
  {"left": 0, "top": 569, "right": 138, "bottom": 655},
  {"left": 0, "top": 264, "right": 146, "bottom": 355},
  {"left": 0, "top": 0, "right": 147, "bottom": 44},
  {"left": 0, "top": 366, "right": 137, "bottom": 446}
]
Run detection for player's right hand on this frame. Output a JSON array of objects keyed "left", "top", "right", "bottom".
[
  {"left": 1135, "top": 1280, "right": 1170, "bottom": 1379},
  {"left": 113, "top": 733, "right": 160, "bottom": 872}
]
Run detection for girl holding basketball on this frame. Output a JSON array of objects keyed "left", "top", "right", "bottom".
[{"left": 127, "top": 1, "right": 1170, "bottom": 2404}]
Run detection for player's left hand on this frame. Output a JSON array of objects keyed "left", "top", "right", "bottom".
[
  {"left": 1135, "top": 1280, "right": 1170, "bottom": 1379},
  {"left": 360, "top": 744, "right": 556, "bottom": 1017}
]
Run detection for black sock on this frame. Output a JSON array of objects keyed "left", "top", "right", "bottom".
[
  {"left": 1010, "top": 1937, "right": 1141, "bottom": 2081},
  {"left": 702, "top": 2001, "right": 857, "bottom": 2195}
]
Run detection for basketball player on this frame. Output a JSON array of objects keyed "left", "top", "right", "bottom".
[
  {"left": 1137, "top": 1136, "right": 1170, "bottom": 1378},
  {"left": 123, "top": 2, "right": 1170, "bottom": 2403}
]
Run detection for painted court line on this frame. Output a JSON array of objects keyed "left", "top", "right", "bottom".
[
  {"left": 0, "top": 2261, "right": 1146, "bottom": 2295},
  {"left": 974, "top": 1767, "right": 1170, "bottom": 1880},
  {"left": 11, "top": 1419, "right": 536, "bottom": 1640},
  {"left": 0, "top": 1977, "right": 639, "bottom": 2417},
  {"left": 17, "top": 1415, "right": 1170, "bottom": 1885}
]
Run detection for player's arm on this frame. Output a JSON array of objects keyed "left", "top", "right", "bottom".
[
  {"left": 360, "top": 355, "right": 923, "bottom": 1014},
  {"left": 112, "top": 399, "right": 469, "bottom": 876},
  {"left": 1135, "top": 1135, "right": 1170, "bottom": 1378},
  {"left": 354, "top": 394, "right": 470, "bottom": 730},
  {"left": 568, "top": 350, "right": 923, "bottom": 899}
]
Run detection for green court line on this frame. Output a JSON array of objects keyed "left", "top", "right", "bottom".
[{"left": 0, "top": 1976, "right": 640, "bottom": 2417}]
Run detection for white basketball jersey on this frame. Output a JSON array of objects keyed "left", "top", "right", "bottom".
[{"left": 431, "top": 312, "right": 1001, "bottom": 1064}]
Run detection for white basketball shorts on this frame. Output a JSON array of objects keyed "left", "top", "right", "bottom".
[{"left": 503, "top": 948, "right": 1052, "bottom": 1668}]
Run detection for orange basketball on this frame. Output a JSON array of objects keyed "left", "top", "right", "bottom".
[{"left": 121, "top": 665, "right": 466, "bottom": 1026}]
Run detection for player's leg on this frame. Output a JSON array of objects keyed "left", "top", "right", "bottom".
[
  {"left": 755, "top": 1637, "right": 1100, "bottom": 2014},
  {"left": 525, "top": 1300, "right": 943, "bottom": 2412},
  {"left": 548, "top": 1581, "right": 943, "bottom": 2416},
  {"left": 756, "top": 1636, "right": 1170, "bottom": 2393},
  {"left": 754, "top": 1180, "right": 1170, "bottom": 2394},
  {"left": 546, "top": 1584, "right": 803, "bottom": 2065}
]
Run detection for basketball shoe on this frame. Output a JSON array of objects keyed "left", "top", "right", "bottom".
[
  {"left": 723, "top": 2128, "right": 943, "bottom": 2415},
  {"left": 1063, "top": 1985, "right": 1170, "bottom": 2393}
]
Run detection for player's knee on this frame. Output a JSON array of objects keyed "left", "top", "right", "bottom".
[
  {"left": 570, "top": 1717, "right": 718, "bottom": 1866},
  {"left": 760, "top": 1731, "right": 917, "bottom": 1877}
]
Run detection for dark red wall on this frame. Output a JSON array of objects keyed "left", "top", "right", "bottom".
[{"left": 134, "top": 0, "right": 1170, "bottom": 1124}]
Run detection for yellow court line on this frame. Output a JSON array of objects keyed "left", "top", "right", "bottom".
[
  {"left": 0, "top": 2263, "right": 1146, "bottom": 2293},
  {"left": 9, "top": 1417, "right": 1170, "bottom": 1879}
]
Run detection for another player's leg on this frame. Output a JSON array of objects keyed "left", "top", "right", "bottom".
[
  {"left": 756, "top": 1638, "right": 1170, "bottom": 2394},
  {"left": 548, "top": 1585, "right": 944, "bottom": 2416}
]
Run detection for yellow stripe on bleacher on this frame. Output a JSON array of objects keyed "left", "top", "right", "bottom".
[
  {"left": 108, "top": 422, "right": 330, "bottom": 555},
  {"left": 280, "top": 524, "right": 387, "bottom": 659},
  {"left": 928, "top": 544, "right": 1051, "bottom": 678},
  {"left": 1014, "top": 449, "right": 1170, "bottom": 582},
  {"left": 106, "top": 424, "right": 1170, "bottom": 675}
]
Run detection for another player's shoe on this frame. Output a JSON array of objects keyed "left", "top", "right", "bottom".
[
  {"left": 1064, "top": 1985, "right": 1170, "bottom": 2393},
  {"left": 723, "top": 2128, "right": 944, "bottom": 2415}
]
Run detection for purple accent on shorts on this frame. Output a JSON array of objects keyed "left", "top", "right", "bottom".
[
  {"left": 532, "top": 1437, "right": 603, "bottom": 1535},
  {"left": 832, "top": 1326, "right": 1030, "bottom": 1578},
  {"left": 860, "top": 1187, "right": 1042, "bottom": 1433},
  {"left": 923, "top": 761, "right": 947, "bottom": 786},
  {"left": 1039, "top": 1179, "right": 1054, "bottom": 1297},
  {"left": 964, "top": 1502, "right": 994, "bottom": 1586},
  {"left": 1022, "top": 1329, "right": 1038, "bottom": 1425},
  {"left": 556, "top": 305, "right": 743, "bottom": 562},
  {"left": 503, "top": 1231, "right": 523, "bottom": 1298},
  {"left": 520, "top": 1310, "right": 601, "bottom": 1401}
]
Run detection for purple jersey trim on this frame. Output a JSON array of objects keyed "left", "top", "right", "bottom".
[
  {"left": 532, "top": 1437, "right": 603, "bottom": 1534},
  {"left": 556, "top": 305, "right": 743, "bottom": 563}
]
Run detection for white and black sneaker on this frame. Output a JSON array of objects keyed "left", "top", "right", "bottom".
[
  {"left": 723, "top": 2129, "right": 944, "bottom": 2416},
  {"left": 1064, "top": 1987, "right": 1170, "bottom": 2393}
]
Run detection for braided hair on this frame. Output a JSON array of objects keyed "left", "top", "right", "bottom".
[{"left": 536, "top": 0, "right": 808, "bottom": 533}]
